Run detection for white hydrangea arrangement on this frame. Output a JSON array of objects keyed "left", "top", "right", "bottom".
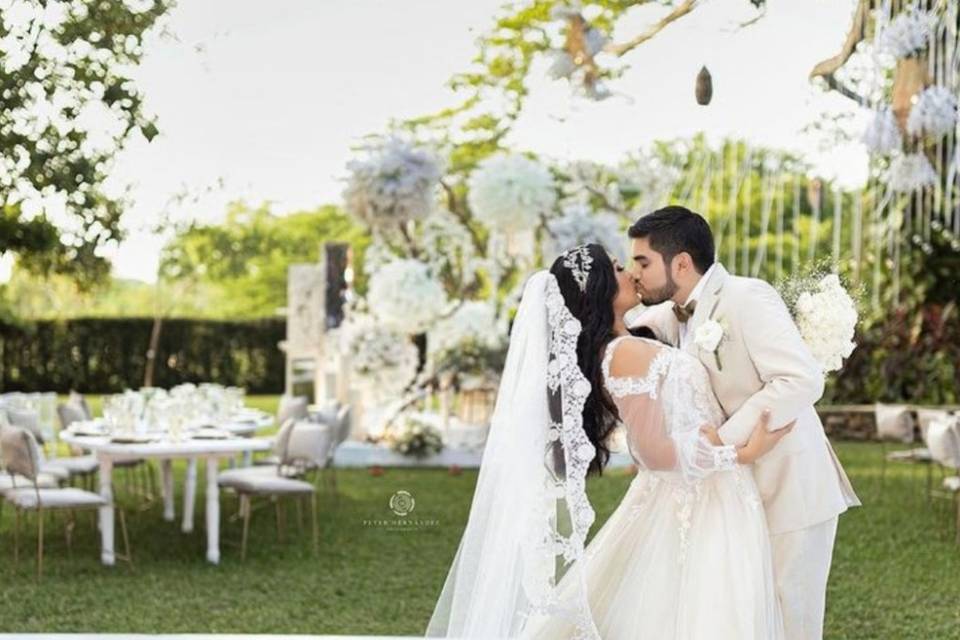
[
  {"left": 367, "top": 258, "right": 448, "bottom": 334},
  {"left": 342, "top": 137, "right": 443, "bottom": 228},
  {"left": 427, "top": 301, "right": 507, "bottom": 381},
  {"left": 382, "top": 413, "right": 444, "bottom": 458},
  {"left": 790, "top": 274, "right": 859, "bottom": 373},
  {"left": 428, "top": 301, "right": 504, "bottom": 358},
  {"left": 883, "top": 152, "right": 937, "bottom": 192},
  {"left": 878, "top": 8, "right": 935, "bottom": 60},
  {"left": 862, "top": 107, "right": 902, "bottom": 154},
  {"left": 543, "top": 203, "right": 624, "bottom": 262},
  {"left": 467, "top": 154, "right": 557, "bottom": 233},
  {"left": 906, "top": 85, "right": 958, "bottom": 138},
  {"left": 337, "top": 314, "right": 420, "bottom": 397}
]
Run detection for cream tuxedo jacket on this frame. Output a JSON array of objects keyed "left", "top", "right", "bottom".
[{"left": 632, "top": 263, "right": 860, "bottom": 535}]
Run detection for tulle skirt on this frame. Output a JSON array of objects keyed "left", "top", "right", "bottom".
[{"left": 524, "top": 467, "right": 784, "bottom": 640}]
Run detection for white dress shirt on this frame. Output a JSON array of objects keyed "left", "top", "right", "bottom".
[{"left": 677, "top": 263, "right": 717, "bottom": 349}]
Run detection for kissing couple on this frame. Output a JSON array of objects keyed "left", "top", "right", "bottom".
[{"left": 426, "top": 206, "right": 860, "bottom": 640}]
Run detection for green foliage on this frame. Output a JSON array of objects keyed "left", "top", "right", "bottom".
[
  {"left": 0, "top": 0, "right": 173, "bottom": 287},
  {"left": 158, "top": 202, "right": 368, "bottom": 318},
  {"left": 825, "top": 302, "right": 960, "bottom": 405},
  {"left": 0, "top": 317, "right": 284, "bottom": 393}
]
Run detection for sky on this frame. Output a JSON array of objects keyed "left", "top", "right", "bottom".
[{"left": 90, "top": 0, "right": 866, "bottom": 282}]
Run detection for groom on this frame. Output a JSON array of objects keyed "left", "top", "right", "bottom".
[{"left": 627, "top": 206, "right": 860, "bottom": 640}]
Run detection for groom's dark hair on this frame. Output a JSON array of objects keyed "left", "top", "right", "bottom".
[{"left": 628, "top": 205, "right": 715, "bottom": 274}]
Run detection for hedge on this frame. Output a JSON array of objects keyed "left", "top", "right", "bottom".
[{"left": 0, "top": 317, "right": 285, "bottom": 394}]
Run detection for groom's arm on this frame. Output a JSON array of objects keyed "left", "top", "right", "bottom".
[
  {"left": 627, "top": 301, "right": 676, "bottom": 344},
  {"left": 717, "top": 279, "right": 825, "bottom": 447}
]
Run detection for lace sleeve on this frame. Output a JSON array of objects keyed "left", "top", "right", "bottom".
[
  {"left": 604, "top": 338, "right": 737, "bottom": 483},
  {"left": 616, "top": 393, "right": 737, "bottom": 482}
]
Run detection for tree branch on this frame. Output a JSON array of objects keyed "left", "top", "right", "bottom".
[
  {"left": 821, "top": 73, "right": 868, "bottom": 106},
  {"left": 808, "top": 0, "right": 872, "bottom": 104},
  {"left": 440, "top": 179, "right": 486, "bottom": 254},
  {"left": 605, "top": 0, "right": 700, "bottom": 57}
]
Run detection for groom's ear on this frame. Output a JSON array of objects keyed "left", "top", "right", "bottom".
[{"left": 674, "top": 252, "right": 698, "bottom": 277}]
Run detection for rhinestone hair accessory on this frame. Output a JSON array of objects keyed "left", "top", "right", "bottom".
[{"left": 562, "top": 244, "right": 593, "bottom": 292}]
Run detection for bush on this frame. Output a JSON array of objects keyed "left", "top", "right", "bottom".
[
  {"left": 824, "top": 303, "right": 960, "bottom": 404},
  {"left": 0, "top": 317, "right": 285, "bottom": 393}
]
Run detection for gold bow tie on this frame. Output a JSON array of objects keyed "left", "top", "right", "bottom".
[{"left": 673, "top": 300, "right": 697, "bottom": 323}]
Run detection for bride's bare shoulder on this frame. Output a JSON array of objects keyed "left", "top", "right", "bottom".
[{"left": 608, "top": 336, "right": 670, "bottom": 378}]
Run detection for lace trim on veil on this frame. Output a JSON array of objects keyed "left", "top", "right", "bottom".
[{"left": 522, "top": 275, "right": 600, "bottom": 638}]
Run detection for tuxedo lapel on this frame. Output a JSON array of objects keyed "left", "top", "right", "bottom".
[{"left": 683, "top": 263, "right": 728, "bottom": 356}]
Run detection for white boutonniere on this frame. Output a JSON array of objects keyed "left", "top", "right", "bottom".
[{"left": 694, "top": 319, "right": 725, "bottom": 370}]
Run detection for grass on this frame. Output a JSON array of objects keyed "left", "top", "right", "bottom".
[{"left": 0, "top": 396, "right": 957, "bottom": 637}]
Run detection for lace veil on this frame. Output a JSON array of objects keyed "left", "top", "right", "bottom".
[{"left": 425, "top": 270, "right": 600, "bottom": 638}]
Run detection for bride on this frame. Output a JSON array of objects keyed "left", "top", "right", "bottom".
[{"left": 426, "top": 243, "right": 789, "bottom": 639}]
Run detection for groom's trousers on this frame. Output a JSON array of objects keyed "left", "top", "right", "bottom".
[{"left": 770, "top": 517, "right": 839, "bottom": 640}]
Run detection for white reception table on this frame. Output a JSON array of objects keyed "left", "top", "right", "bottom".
[{"left": 60, "top": 432, "right": 271, "bottom": 565}]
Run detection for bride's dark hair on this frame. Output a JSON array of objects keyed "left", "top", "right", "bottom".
[{"left": 549, "top": 244, "right": 655, "bottom": 476}]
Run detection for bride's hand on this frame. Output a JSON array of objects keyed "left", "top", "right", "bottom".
[
  {"left": 737, "top": 410, "right": 795, "bottom": 464},
  {"left": 699, "top": 424, "right": 723, "bottom": 446}
]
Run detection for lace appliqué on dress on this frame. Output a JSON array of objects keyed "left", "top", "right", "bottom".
[{"left": 601, "top": 336, "right": 674, "bottom": 400}]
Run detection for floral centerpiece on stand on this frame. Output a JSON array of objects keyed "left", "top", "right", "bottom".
[{"left": 381, "top": 414, "right": 444, "bottom": 459}]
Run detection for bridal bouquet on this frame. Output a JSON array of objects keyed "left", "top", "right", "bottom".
[
  {"left": 382, "top": 414, "right": 444, "bottom": 458},
  {"left": 781, "top": 273, "right": 859, "bottom": 373}
]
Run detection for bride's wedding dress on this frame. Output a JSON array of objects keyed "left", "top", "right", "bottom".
[
  {"left": 526, "top": 335, "right": 784, "bottom": 639},
  {"left": 426, "top": 272, "right": 783, "bottom": 639}
]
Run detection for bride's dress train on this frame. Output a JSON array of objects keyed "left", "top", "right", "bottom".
[{"left": 525, "top": 336, "right": 784, "bottom": 639}]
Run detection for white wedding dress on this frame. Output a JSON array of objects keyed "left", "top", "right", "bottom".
[
  {"left": 524, "top": 335, "right": 784, "bottom": 639},
  {"left": 426, "top": 272, "right": 783, "bottom": 640}
]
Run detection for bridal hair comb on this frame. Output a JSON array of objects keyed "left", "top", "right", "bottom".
[{"left": 562, "top": 244, "right": 593, "bottom": 292}]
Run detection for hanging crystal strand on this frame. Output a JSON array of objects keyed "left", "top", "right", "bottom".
[
  {"left": 727, "top": 143, "right": 749, "bottom": 272},
  {"left": 871, "top": 179, "right": 887, "bottom": 311},
  {"left": 752, "top": 166, "right": 777, "bottom": 278},
  {"left": 679, "top": 142, "right": 707, "bottom": 204},
  {"left": 809, "top": 176, "right": 822, "bottom": 263},
  {"left": 741, "top": 151, "right": 753, "bottom": 275},
  {"left": 852, "top": 184, "right": 863, "bottom": 286},
  {"left": 832, "top": 182, "right": 843, "bottom": 270},
  {"left": 711, "top": 139, "right": 729, "bottom": 258},
  {"left": 775, "top": 172, "right": 785, "bottom": 281},
  {"left": 893, "top": 213, "right": 901, "bottom": 307},
  {"left": 934, "top": 16, "right": 946, "bottom": 232},
  {"left": 729, "top": 144, "right": 752, "bottom": 274},
  {"left": 948, "top": 0, "right": 960, "bottom": 237},
  {"left": 792, "top": 173, "right": 801, "bottom": 276},
  {"left": 699, "top": 148, "right": 714, "bottom": 227}
]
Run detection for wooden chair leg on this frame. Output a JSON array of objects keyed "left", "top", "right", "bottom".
[
  {"left": 13, "top": 508, "right": 20, "bottom": 566},
  {"left": 240, "top": 495, "right": 251, "bottom": 561},
  {"left": 954, "top": 492, "right": 960, "bottom": 546},
  {"left": 65, "top": 510, "right": 76, "bottom": 556},
  {"left": 311, "top": 492, "right": 319, "bottom": 555},
  {"left": 118, "top": 508, "right": 133, "bottom": 566},
  {"left": 274, "top": 499, "right": 285, "bottom": 543},
  {"left": 37, "top": 508, "right": 44, "bottom": 580},
  {"left": 879, "top": 442, "right": 887, "bottom": 488}
]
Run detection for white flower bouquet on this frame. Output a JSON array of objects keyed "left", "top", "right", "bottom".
[
  {"left": 382, "top": 414, "right": 444, "bottom": 458},
  {"left": 782, "top": 273, "right": 859, "bottom": 373}
]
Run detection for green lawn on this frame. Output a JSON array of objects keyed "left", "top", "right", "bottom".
[{"left": 1, "top": 398, "right": 957, "bottom": 637}]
